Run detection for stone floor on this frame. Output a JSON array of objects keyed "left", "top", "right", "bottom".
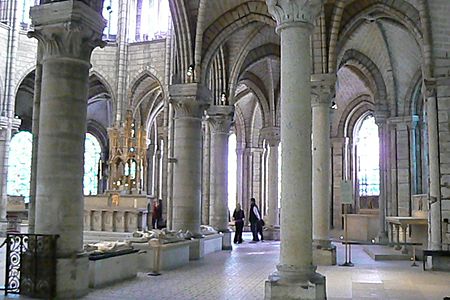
[{"left": 1, "top": 233, "right": 450, "bottom": 299}]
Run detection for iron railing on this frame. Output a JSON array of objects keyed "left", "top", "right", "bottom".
[{"left": 4, "top": 233, "right": 58, "bottom": 298}]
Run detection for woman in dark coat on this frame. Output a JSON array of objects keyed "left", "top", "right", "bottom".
[{"left": 233, "top": 203, "right": 245, "bottom": 244}]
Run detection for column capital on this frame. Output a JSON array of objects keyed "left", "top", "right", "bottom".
[
  {"left": 206, "top": 105, "right": 235, "bottom": 134},
  {"left": 387, "top": 115, "right": 420, "bottom": 129},
  {"left": 311, "top": 74, "right": 336, "bottom": 107},
  {"left": 39, "top": 0, "right": 104, "bottom": 13},
  {"left": 260, "top": 126, "right": 280, "bottom": 146},
  {"left": 28, "top": 1, "right": 106, "bottom": 63},
  {"left": 266, "top": 0, "right": 324, "bottom": 30},
  {"left": 0, "top": 116, "right": 21, "bottom": 139},
  {"left": 374, "top": 110, "right": 389, "bottom": 126},
  {"left": 423, "top": 78, "right": 437, "bottom": 98},
  {"left": 169, "top": 83, "right": 211, "bottom": 119}
]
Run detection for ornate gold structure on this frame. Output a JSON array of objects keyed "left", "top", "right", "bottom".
[{"left": 108, "top": 111, "right": 147, "bottom": 194}]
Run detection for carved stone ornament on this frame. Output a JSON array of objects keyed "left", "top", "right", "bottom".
[
  {"left": 266, "top": 0, "right": 324, "bottom": 28},
  {"left": 28, "top": 1, "right": 106, "bottom": 62},
  {"left": 169, "top": 84, "right": 211, "bottom": 119},
  {"left": 424, "top": 79, "right": 437, "bottom": 99},
  {"left": 206, "top": 106, "right": 235, "bottom": 134},
  {"left": 311, "top": 74, "right": 336, "bottom": 107},
  {"left": 260, "top": 127, "right": 280, "bottom": 146}
]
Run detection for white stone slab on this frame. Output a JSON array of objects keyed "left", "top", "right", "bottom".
[
  {"left": 88, "top": 251, "right": 138, "bottom": 288},
  {"left": 132, "top": 240, "right": 191, "bottom": 271}
]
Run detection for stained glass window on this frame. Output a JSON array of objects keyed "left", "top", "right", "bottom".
[
  {"left": 7, "top": 131, "right": 32, "bottom": 202},
  {"left": 356, "top": 115, "right": 380, "bottom": 196},
  {"left": 84, "top": 133, "right": 102, "bottom": 195}
]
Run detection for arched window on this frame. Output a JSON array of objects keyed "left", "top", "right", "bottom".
[
  {"left": 228, "top": 133, "right": 237, "bottom": 213},
  {"left": 102, "top": 0, "right": 119, "bottom": 40},
  {"left": 84, "top": 133, "right": 102, "bottom": 195},
  {"left": 356, "top": 115, "right": 380, "bottom": 196},
  {"left": 134, "top": 0, "right": 170, "bottom": 42},
  {"left": 7, "top": 131, "right": 32, "bottom": 202}
]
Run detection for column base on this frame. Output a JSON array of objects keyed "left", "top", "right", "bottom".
[
  {"left": 221, "top": 231, "right": 232, "bottom": 250},
  {"left": 0, "top": 220, "right": 7, "bottom": 237},
  {"left": 189, "top": 237, "right": 205, "bottom": 260},
  {"left": 265, "top": 271, "right": 326, "bottom": 300},
  {"left": 313, "top": 243, "right": 336, "bottom": 266},
  {"left": 264, "top": 226, "right": 280, "bottom": 241},
  {"left": 377, "top": 231, "right": 389, "bottom": 244},
  {"left": 55, "top": 254, "right": 89, "bottom": 299}
]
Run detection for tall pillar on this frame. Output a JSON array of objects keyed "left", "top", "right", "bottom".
[
  {"left": 424, "top": 79, "right": 441, "bottom": 250},
  {"left": 202, "top": 121, "right": 211, "bottom": 225},
  {"left": 260, "top": 126, "right": 280, "bottom": 240},
  {"left": 311, "top": 74, "right": 336, "bottom": 266},
  {"left": 265, "top": 1, "right": 326, "bottom": 299},
  {"left": 28, "top": 1, "right": 105, "bottom": 297},
  {"left": 207, "top": 105, "right": 234, "bottom": 249},
  {"left": 169, "top": 83, "right": 210, "bottom": 236},
  {"left": 28, "top": 45, "right": 43, "bottom": 234},
  {"left": 331, "top": 137, "right": 345, "bottom": 229},
  {"left": 374, "top": 110, "right": 389, "bottom": 241}
]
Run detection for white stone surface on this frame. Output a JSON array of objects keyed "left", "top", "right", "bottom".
[
  {"left": 132, "top": 241, "right": 191, "bottom": 271},
  {"left": 88, "top": 252, "right": 138, "bottom": 288}
]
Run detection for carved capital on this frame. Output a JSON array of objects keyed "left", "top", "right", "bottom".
[
  {"left": 424, "top": 79, "right": 437, "bottom": 99},
  {"left": 169, "top": 83, "right": 211, "bottom": 119},
  {"left": 260, "top": 127, "right": 280, "bottom": 146},
  {"left": 311, "top": 74, "right": 336, "bottom": 107},
  {"left": 28, "top": 1, "right": 106, "bottom": 63},
  {"left": 206, "top": 105, "right": 235, "bottom": 134},
  {"left": 266, "top": 0, "right": 324, "bottom": 29}
]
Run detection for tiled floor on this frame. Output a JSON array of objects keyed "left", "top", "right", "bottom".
[
  {"left": 83, "top": 233, "right": 450, "bottom": 300},
  {"left": 1, "top": 233, "right": 450, "bottom": 299}
]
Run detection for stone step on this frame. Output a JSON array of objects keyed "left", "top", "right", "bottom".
[{"left": 363, "top": 245, "right": 412, "bottom": 261}]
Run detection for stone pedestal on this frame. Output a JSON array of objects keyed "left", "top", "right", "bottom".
[
  {"left": 56, "top": 255, "right": 89, "bottom": 298},
  {"left": 169, "top": 84, "right": 210, "bottom": 236},
  {"left": 265, "top": 1, "right": 326, "bottom": 299},
  {"left": 313, "top": 244, "right": 337, "bottom": 266},
  {"left": 28, "top": 1, "right": 105, "bottom": 297},
  {"left": 222, "top": 230, "right": 232, "bottom": 250},
  {"left": 264, "top": 226, "right": 281, "bottom": 241},
  {"left": 265, "top": 273, "right": 326, "bottom": 300}
]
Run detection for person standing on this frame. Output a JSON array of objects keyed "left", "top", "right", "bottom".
[
  {"left": 233, "top": 203, "right": 245, "bottom": 244},
  {"left": 152, "top": 199, "right": 162, "bottom": 229},
  {"left": 249, "top": 198, "right": 263, "bottom": 242}
]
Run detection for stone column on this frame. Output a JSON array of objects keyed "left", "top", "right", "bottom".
[
  {"left": 260, "top": 127, "right": 280, "bottom": 240},
  {"left": 374, "top": 110, "right": 389, "bottom": 242},
  {"left": 311, "top": 74, "right": 336, "bottom": 266},
  {"left": 207, "top": 105, "right": 234, "bottom": 249},
  {"left": 265, "top": 1, "right": 326, "bottom": 299},
  {"left": 331, "top": 137, "right": 345, "bottom": 230},
  {"left": 202, "top": 121, "right": 211, "bottom": 225},
  {"left": 29, "top": 45, "right": 44, "bottom": 234},
  {"left": 424, "top": 79, "right": 441, "bottom": 250},
  {"left": 169, "top": 83, "right": 210, "bottom": 237},
  {"left": 28, "top": 1, "right": 105, "bottom": 297}
]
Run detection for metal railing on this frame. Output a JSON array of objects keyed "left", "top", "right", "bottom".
[{"left": 4, "top": 233, "right": 58, "bottom": 298}]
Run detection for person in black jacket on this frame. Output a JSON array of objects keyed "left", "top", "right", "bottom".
[
  {"left": 249, "top": 198, "right": 263, "bottom": 242},
  {"left": 232, "top": 203, "right": 245, "bottom": 244}
]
